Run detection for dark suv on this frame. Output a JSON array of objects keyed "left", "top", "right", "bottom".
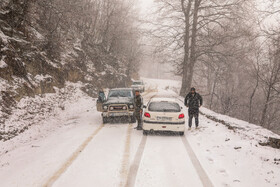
[{"left": 97, "top": 88, "right": 136, "bottom": 123}]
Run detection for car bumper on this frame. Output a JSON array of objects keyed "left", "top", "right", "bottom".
[
  {"left": 143, "top": 121, "right": 185, "bottom": 132},
  {"left": 102, "top": 111, "right": 134, "bottom": 118}
]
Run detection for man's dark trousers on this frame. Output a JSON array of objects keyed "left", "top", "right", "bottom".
[
  {"left": 188, "top": 109, "right": 199, "bottom": 127},
  {"left": 136, "top": 110, "right": 142, "bottom": 129}
]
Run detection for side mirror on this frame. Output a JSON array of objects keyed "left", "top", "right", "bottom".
[
  {"left": 181, "top": 107, "right": 183, "bottom": 109},
  {"left": 143, "top": 105, "right": 147, "bottom": 108}
]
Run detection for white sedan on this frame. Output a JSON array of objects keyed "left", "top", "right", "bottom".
[{"left": 143, "top": 97, "right": 185, "bottom": 136}]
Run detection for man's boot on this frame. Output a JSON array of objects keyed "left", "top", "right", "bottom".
[
  {"left": 136, "top": 120, "right": 142, "bottom": 130},
  {"left": 137, "top": 125, "right": 143, "bottom": 130}
]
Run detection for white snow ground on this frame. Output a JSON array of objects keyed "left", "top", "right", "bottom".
[{"left": 0, "top": 78, "right": 279, "bottom": 187}]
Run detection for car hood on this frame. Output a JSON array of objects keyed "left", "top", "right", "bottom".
[{"left": 104, "top": 97, "right": 134, "bottom": 105}]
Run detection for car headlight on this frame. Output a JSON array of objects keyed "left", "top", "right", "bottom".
[
  {"left": 129, "top": 105, "right": 134, "bottom": 109},
  {"left": 122, "top": 106, "right": 127, "bottom": 110},
  {"left": 103, "top": 106, "right": 108, "bottom": 110},
  {"left": 110, "top": 106, "right": 114, "bottom": 110}
]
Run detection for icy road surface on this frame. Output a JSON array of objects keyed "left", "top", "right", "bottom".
[{"left": 0, "top": 78, "right": 279, "bottom": 187}]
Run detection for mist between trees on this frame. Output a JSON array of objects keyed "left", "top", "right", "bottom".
[{"left": 141, "top": 0, "right": 280, "bottom": 134}]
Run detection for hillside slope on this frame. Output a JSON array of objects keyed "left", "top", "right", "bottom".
[{"left": 0, "top": 0, "right": 139, "bottom": 140}]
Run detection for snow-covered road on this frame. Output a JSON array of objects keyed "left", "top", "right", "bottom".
[
  {"left": 48, "top": 91, "right": 211, "bottom": 187},
  {"left": 0, "top": 78, "right": 279, "bottom": 187}
]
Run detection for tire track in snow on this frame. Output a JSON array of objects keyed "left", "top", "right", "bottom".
[
  {"left": 43, "top": 124, "right": 104, "bottom": 187},
  {"left": 122, "top": 90, "right": 157, "bottom": 186},
  {"left": 119, "top": 123, "right": 133, "bottom": 187},
  {"left": 125, "top": 135, "right": 148, "bottom": 187},
  {"left": 181, "top": 136, "right": 214, "bottom": 187},
  {"left": 117, "top": 89, "right": 154, "bottom": 186},
  {"left": 119, "top": 89, "right": 155, "bottom": 187}
]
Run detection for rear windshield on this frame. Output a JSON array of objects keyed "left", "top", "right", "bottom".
[
  {"left": 108, "top": 90, "right": 132, "bottom": 98},
  {"left": 132, "top": 82, "right": 142, "bottom": 85},
  {"left": 148, "top": 101, "right": 181, "bottom": 112}
]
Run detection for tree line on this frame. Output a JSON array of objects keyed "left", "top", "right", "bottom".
[{"left": 147, "top": 0, "right": 280, "bottom": 133}]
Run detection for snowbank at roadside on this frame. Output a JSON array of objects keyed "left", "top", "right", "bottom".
[
  {"left": 0, "top": 82, "right": 96, "bottom": 155},
  {"left": 200, "top": 107, "right": 280, "bottom": 142}
]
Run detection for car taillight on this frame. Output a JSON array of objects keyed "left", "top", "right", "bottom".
[
  {"left": 178, "top": 113, "right": 184, "bottom": 119},
  {"left": 144, "top": 112, "right": 151, "bottom": 118}
]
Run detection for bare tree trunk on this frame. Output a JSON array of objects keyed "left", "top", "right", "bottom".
[
  {"left": 260, "top": 85, "right": 272, "bottom": 126},
  {"left": 210, "top": 70, "right": 218, "bottom": 109},
  {"left": 180, "top": 0, "right": 192, "bottom": 96},
  {"left": 249, "top": 66, "right": 259, "bottom": 123},
  {"left": 185, "top": 0, "right": 201, "bottom": 93}
]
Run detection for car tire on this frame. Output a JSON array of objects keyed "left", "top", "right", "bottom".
[
  {"left": 179, "top": 132, "right": 184, "bottom": 136},
  {"left": 130, "top": 116, "right": 137, "bottom": 123},
  {"left": 103, "top": 117, "right": 108, "bottom": 124},
  {"left": 143, "top": 130, "right": 148, "bottom": 136}
]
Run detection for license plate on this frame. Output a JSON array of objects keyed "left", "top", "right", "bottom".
[
  {"left": 157, "top": 116, "right": 172, "bottom": 121},
  {"left": 109, "top": 112, "right": 127, "bottom": 117},
  {"left": 109, "top": 113, "right": 116, "bottom": 117}
]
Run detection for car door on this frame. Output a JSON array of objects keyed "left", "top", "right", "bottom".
[{"left": 96, "top": 91, "right": 106, "bottom": 112}]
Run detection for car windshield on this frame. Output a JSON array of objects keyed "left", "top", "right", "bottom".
[
  {"left": 148, "top": 101, "right": 180, "bottom": 112},
  {"left": 132, "top": 82, "right": 142, "bottom": 85},
  {"left": 108, "top": 90, "right": 132, "bottom": 98}
]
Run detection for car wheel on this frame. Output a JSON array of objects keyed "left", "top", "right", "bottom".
[
  {"left": 130, "top": 116, "right": 137, "bottom": 123},
  {"left": 179, "top": 132, "right": 184, "bottom": 136},
  {"left": 103, "top": 117, "right": 108, "bottom": 124},
  {"left": 143, "top": 130, "right": 148, "bottom": 136}
]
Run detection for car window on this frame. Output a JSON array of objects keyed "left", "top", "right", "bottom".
[
  {"left": 132, "top": 82, "right": 142, "bottom": 85},
  {"left": 108, "top": 90, "right": 132, "bottom": 98},
  {"left": 148, "top": 101, "right": 180, "bottom": 112}
]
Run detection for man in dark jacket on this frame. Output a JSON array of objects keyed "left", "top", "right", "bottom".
[
  {"left": 135, "top": 90, "right": 143, "bottom": 130},
  {"left": 97, "top": 90, "right": 106, "bottom": 102},
  {"left": 97, "top": 90, "right": 106, "bottom": 112},
  {"left": 184, "top": 87, "right": 203, "bottom": 129}
]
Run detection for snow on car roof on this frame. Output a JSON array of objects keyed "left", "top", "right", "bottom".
[{"left": 150, "top": 97, "right": 178, "bottom": 102}]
